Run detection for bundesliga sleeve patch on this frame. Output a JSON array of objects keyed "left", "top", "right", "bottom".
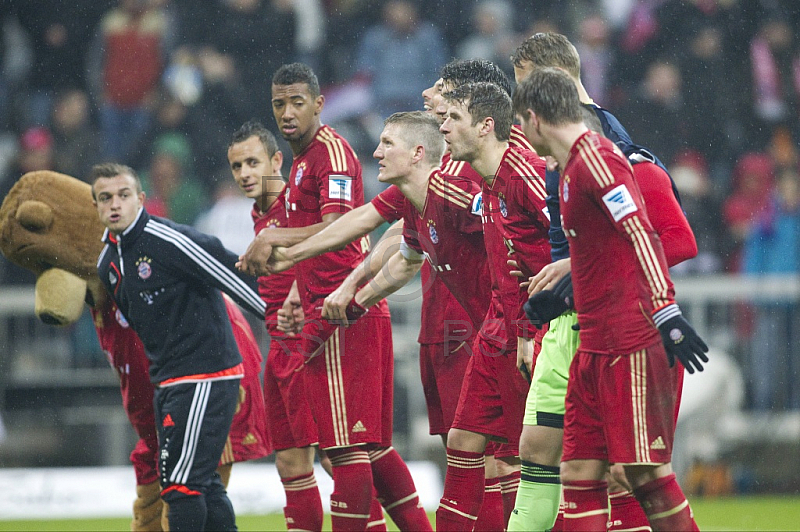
[
  {"left": 471, "top": 192, "right": 483, "bottom": 216},
  {"left": 328, "top": 175, "right": 353, "bottom": 201},
  {"left": 602, "top": 184, "right": 638, "bottom": 222}
]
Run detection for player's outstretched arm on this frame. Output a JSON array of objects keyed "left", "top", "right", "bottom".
[
  {"left": 268, "top": 203, "right": 389, "bottom": 273},
  {"left": 320, "top": 221, "right": 405, "bottom": 326},
  {"left": 238, "top": 212, "right": 346, "bottom": 276}
]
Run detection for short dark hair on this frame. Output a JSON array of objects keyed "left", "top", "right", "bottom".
[
  {"left": 440, "top": 59, "right": 512, "bottom": 97},
  {"left": 512, "top": 67, "right": 583, "bottom": 126},
  {"left": 229, "top": 120, "right": 280, "bottom": 157},
  {"left": 90, "top": 163, "right": 141, "bottom": 199},
  {"left": 444, "top": 82, "right": 512, "bottom": 142},
  {"left": 511, "top": 32, "right": 581, "bottom": 79},
  {"left": 580, "top": 105, "right": 603, "bottom": 134},
  {"left": 272, "top": 63, "right": 320, "bottom": 98},
  {"left": 384, "top": 111, "right": 445, "bottom": 165}
]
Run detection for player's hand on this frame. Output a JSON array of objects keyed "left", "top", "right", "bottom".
[
  {"left": 545, "top": 156, "right": 559, "bottom": 172},
  {"left": 322, "top": 282, "right": 358, "bottom": 326},
  {"left": 267, "top": 246, "right": 295, "bottom": 273},
  {"left": 277, "top": 288, "right": 304, "bottom": 336},
  {"left": 517, "top": 336, "right": 533, "bottom": 383},
  {"left": 524, "top": 270, "right": 574, "bottom": 328},
  {"left": 527, "top": 258, "right": 571, "bottom": 297},
  {"left": 237, "top": 228, "right": 277, "bottom": 276},
  {"left": 507, "top": 259, "right": 533, "bottom": 291},
  {"left": 653, "top": 304, "right": 709, "bottom": 374}
]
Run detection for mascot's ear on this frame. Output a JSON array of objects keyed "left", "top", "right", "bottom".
[{"left": 16, "top": 200, "right": 54, "bottom": 233}]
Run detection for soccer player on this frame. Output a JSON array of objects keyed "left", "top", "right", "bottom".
[
  {"left": 226, "top": 120, "right": 331, "bottom": 531},
  {"left": 264, "top": 59, "right": 530, "bottom": 531},
  {"left": 237, "top": 63, "right": 430, "bottom": 531},
  {"left": 93, "top": 163, "right": 267, "bottom": 532},
  {"left": 514, "top": 67, "right": 708, "bottom": 531},
  {"left": 435, "top": 81, "right": 551, "bottom": 530},
  {"left": 330, "top": 111, "right": 490, "bottom": 345},
  {"left": 507, "top": 32, "right": 698, "bottom": 532}
]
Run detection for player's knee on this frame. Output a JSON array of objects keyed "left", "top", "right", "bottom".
[
  {"left": 276, "top": 447, "right": 316, "bottom": 478},
  {"left": 446, "top": 428, "right": 487, "bottom": 453}
]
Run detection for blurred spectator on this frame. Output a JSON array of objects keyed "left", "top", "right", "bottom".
[
  {"left": 456, "top": 0, "right": 517, "bottom": 78},
  {"left": 283, "top": 0, "right": 326, "bottom": 72},
  {"left": 768, "top": 125, "right": 799, "bottom": 175},
  {"left": 12, "top": 0, "right": 110, "bottom": 128},
  {"left": 50, "top": 89, "right": 102, "bottom": 181},
  {"left": 617, "top": 59, "right": 689, "bottom": 166},
  {"left": 574, "top": 13, "right": 614, "bottom": 106},
  {"left": 141, "top": 132, "right": 207, "bottom": 225},
  {"left": 88, "top": 0, "right": 176, "bottom": 163},
  {"left": 669, "top": 150, "right": 724, "bottom": 275},
  {"left": 742, "top": 167, "right": 800, "bottom": 410},
  {"left": 749, "top": 15, "right": 800, "bottom": 132},
  {"left": 322, "top": 0, "right": 382, "bottom": 83},
  {"left": 194, "top": 177, "right": 258, "bottom": 256},
  {"left": 356, "top": 0, "right": 446, "bottom": 121},
  {"left": 200, "top": 0, "right": 295, "bottom": 119},
  {"left": 722, "top": 152, "right": 775, "bottom": 272}
]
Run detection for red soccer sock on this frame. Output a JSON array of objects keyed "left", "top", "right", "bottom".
[
  {"left": 281, "top": 472, "right": 323, "bottom": 532},
  {"left": 499, "top": 470, "right": 521, "bottom": 527},
  {"left": 436, "top": 447, "right": 486, "bottom": 531},
  {"left": 327, "top": 448, "right": 374, "bottom": 531},
  {"left": 562, "top": 479, "right": 609, "bottom": 531},
  {"left": 633, "top": 473, "right": 699, "bottom": 531},
  {"left": 367, "top": 486, "right": 387, "bottom": 531},
  {"left": 368, "top": 446, "right": 432, "bottom": 531},
  {"left": 473, "top": 477, "right": 503, "bottom": 532},
  {"left": 608, "top": 490, "right": 650, "bottom": 531}
]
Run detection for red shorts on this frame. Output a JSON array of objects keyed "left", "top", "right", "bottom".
[
  {"left": 223, "top": 303, "right": 272, "bottom": 463},
  {"left": 562, "top": 343, "right": 681, "bottom": 465},
  {"left": 303, "top": 315, "right": 394, "bottom": 450},
  {"left": 419, "top": 339, "right": 473, "bottom": 435},
  {"left": 263, "top": 336, "right": 320, "bottom": 451},
  {"left": 451, "top": 337, "right": 528, "bottom": 447}
]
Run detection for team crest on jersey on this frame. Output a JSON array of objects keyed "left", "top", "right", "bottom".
[
  {"left": 114, "top": 308, "right": 130, "bottom": 328},
  {"left": 294, "top": 162, "right": 306, "bottom": 185},
  {"left": 428, "top": 220, "right": 439, "bottom": 244},
  {"left": 136, "top": 256, "right": 153, "bottom": 280},
  {"left": 268, "top": 218, "right": 280, "bottom": 229},
  {"left": 562, "top": 180, "right": 569, "bottom": 202},
  {"left": 498, "top": 193, "right": 508, "bottom": 218}
]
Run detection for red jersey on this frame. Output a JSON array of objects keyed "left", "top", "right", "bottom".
[
  {"left": 91, "top": 299, "right": 158, "bottom": 485},
  {"left": 372, "top": 182, "right": 474, "bottom": 346},
  {"left": 632, "top": 161, "right": 697, "bottom": 267},
  {"left": 402, "top": 170, "right": 490, "bottom": 331},
  {"left": 481, "top": 147, "right": 550, "bottom": 346},
  {"left": 561, "top": 132, "right": 675, "bottom": 354},
  {"left": 286, "top": 125, "right": 386, "bottom": 317},
  {"left": 252, "top": 186, "right": 296, "bottom": 337}
]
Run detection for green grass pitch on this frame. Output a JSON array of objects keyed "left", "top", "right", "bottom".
[{"left": 1, "top": 496, "right": 799, "bottom": 531}]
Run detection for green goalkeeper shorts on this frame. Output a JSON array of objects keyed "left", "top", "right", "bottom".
[{"left": 522, "top": 311, "right": 580, "bottom": 428}]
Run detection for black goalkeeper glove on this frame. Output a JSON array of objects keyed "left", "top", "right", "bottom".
[
  {"left": 653, "top": 303, "right": 709, "bottom": 374},
  {"left": 523, "top": 272, "right": 574, "bottom": 328}
]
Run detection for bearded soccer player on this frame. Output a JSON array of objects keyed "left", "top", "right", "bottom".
[
  {"left": 435, "top": 81, "right": 551, "bottom": 530},
  {"left": 237, "top": 63, "right": 429, "bottom": 531},
  {"left": 515, "top": 67, "right": 708, "bottom": 531}
]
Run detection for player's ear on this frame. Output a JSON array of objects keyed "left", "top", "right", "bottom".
[
  {"left": 271, "top": 150, "right": 284, "bottom": 175},
  {"left": 479, "top": 116, "right": 495, "bottom": 138},
  {"left": 314, "top": 94, "right": 325, "bottom": 115},
  {"left": 413, "top": 144, "right": 425, "bottom": 163}
]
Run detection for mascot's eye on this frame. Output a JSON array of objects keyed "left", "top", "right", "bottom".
[{"left": 16, "top": 200, "right": 53, "bottom": 232}]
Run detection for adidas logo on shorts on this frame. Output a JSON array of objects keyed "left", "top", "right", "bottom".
[
  {"left": 650, "top": 436, "right": 666, "bottom": 450},
  {"left": 352, "top": 420, "right": 366, "bottom": 433}
]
